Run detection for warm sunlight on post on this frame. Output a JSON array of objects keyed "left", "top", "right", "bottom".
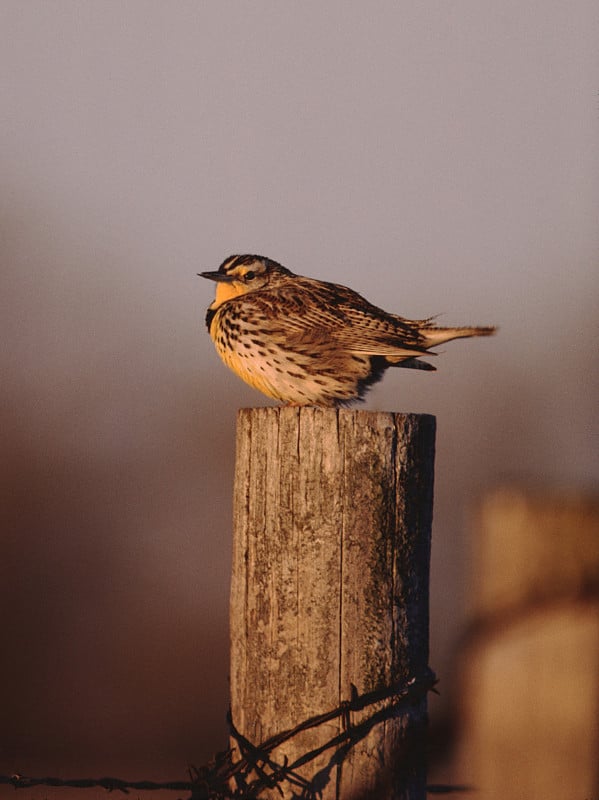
[{"left": 228, "top": 407, "right": 436, "bottom": 799}]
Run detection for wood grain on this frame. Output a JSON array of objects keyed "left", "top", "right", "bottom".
[{"left": 229, "top": 407, "right": 435, "bottom": 799}]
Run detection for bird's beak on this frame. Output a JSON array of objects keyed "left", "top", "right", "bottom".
[{"left": 198, "top": 271, "right": 236, "bottom": 282}]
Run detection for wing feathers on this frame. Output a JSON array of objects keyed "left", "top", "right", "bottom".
[
  {"left": 269, "top": 281, "right": 428, "bottom": 361},
  {"left": 230, "top": 279, "right": 492, "bottom": 366}
]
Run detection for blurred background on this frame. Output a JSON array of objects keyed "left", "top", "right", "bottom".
[{"left": 1, "top": 1, "right": 597, "bottom": 796}]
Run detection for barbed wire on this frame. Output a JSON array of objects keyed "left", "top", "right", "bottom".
[
  {"left": 0, "top": 773, "right": 197, "bottom": 794},
  {"left": 2, "top": 667, "right": 441, "bottom": 799}
]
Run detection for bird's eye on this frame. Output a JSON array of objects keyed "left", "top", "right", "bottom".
[{"left": 245, "top": 271, "right": 256, "bottom": 281}]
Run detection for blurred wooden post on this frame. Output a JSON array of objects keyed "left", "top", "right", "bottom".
[
  {"left": 457, "top": 488, "right": 599, "bottom": 800},
  {"left": 229, "top": 407, "right": 436, "bottom": 799}
]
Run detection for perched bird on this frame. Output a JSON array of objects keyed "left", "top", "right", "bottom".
[{"left": 200, "top": 254, "right": 496, "bottom": 406}]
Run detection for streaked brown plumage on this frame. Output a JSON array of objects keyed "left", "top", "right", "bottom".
[{"left": 200, "top": 254, "right": 496, "bottom": 406}]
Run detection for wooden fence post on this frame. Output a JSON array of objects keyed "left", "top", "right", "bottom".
[
  {"left": 457, "top": 488, "right": 599, "bottom": 800},
  {"left": 229, "top": 407, "right": 436, "bottom": 799}
]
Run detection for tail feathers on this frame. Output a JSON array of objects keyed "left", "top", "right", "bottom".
[{"left": 421, "top": 325, "right": 496, "bottom": 348}]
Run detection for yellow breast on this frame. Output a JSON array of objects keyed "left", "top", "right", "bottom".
[{"left": 208, "top": 307, "right": 283, "bottom": 401}]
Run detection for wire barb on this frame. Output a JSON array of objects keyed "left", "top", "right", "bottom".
[{"left": 2, "top": 668, "right": 440, "bottom": 799}]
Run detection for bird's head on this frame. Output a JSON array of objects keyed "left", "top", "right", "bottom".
[{"left": 200, "top": 254, "right": 293, "bottom": 306}]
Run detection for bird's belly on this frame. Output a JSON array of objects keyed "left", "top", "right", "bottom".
[
  {"left": 209, "top": 311, "right": 375, "bottom": 405},
  {"left": 211, "top": 333, "right": 332, "bottom": 405},
  {"left": 215, "top": 340, "right": 322, "bottom": 403},
  {"left": 220, "top": 344, "right": 288, "bottom": 401}
]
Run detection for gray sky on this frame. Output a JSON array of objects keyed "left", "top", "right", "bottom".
[{"left": 1, "top": 0, "right": 597, "bottom": 788}]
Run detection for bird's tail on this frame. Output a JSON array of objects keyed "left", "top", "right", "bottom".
[{"left": 421, "top": 325, "right": 497, "bottom": 348}]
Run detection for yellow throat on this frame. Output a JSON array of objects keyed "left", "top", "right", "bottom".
[{"left": 212, "top": 280, "right": 247, "bottom": 307}]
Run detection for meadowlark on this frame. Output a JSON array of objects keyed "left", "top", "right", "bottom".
[{"left": 200, "top": 254, "right": 496, "bottom": 406}]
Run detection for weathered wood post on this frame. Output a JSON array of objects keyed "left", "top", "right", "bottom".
[
  {"left": 229, "top": 407, "right": 436, "bottom": 799},
  {"left": 457, "top": 488, "right": 599, "bottom": 800}
]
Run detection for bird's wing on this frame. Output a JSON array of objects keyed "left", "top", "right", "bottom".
[{"left": 249, "top": 281, "right": 432, "bottom": 360}]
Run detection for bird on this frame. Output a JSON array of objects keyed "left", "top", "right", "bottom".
[{"left": 200, "top": 254, "right": 496, "bottom": 407}]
